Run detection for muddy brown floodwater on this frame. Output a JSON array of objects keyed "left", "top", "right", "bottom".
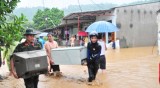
[{"left": 0, "top": 47, "right": 160, "bottom": 88}]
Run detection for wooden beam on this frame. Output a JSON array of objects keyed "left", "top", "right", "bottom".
[{"left": 78, "top": 16, "right": 80, "bottom": 32}]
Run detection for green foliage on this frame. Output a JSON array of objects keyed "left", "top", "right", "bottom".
[
  {"left": 2, "top": 41, "right": 19, "bottom": 70},
  {"left": 0, "top": 0, "right": 20, "bottom": 18},
  {"left": 33, "top": 8, "right": 64, "bottom": 30},
  {"left": 0, "top": 0, "right": 27, "bottom": 60},
  {"left": 1, "top": 14, "right": 27, "bottom": 59}
]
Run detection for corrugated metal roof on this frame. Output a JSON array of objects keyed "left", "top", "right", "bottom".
[{"left": 63, "top": 8, "right": 114, "bottom": 20}]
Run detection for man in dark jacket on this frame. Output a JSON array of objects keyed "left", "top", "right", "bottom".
[{"left": 10, "top": 29, "right": 50, "bottom": 88}]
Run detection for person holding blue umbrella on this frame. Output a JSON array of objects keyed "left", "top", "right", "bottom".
[
  {"left": 86, "top": 21, "right": 119, "bottom": 49},
  {"left": 98, "top": 34, "right": 107, "bottom": 73}
]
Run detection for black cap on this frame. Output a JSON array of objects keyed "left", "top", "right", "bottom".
[{"left": 24, "top": 29, "right": 37, "bottom": 35}]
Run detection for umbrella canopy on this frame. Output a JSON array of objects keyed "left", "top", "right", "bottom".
[
  {"left": 77, "top": 31, "right": 88, "bottom": 36},
  {"left": 37, "top": 32, "right": 48, "bottom": 37},
  {"left": 86, "top": 21, "right": 119, "bottom": 33}
]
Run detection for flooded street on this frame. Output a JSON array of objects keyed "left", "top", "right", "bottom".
[{"left": 0, "top": 47, "right": 160, "bottom": 88}]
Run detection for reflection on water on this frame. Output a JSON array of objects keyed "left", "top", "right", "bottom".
[{"left": 0, "top": 47, "right": 160, "bottom": 88}]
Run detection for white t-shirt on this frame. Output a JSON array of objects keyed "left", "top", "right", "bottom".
[
  {"left": 115, "top": 40, "right": 120, "bottom": 49},
  {"left": 98, "top": 40, "right": 106, "bottom": 55}
]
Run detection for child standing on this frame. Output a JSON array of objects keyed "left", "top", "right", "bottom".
[
  {"left": 70, "top": 35, "right": 76, "bottom": 47},
  {"left": 87, "top": 31, "right": 101, "bottom": 84}
]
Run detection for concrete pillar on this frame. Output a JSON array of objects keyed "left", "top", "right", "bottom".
[
  {"left": 112, "top": 8, "right": 117, "bottom": 41},
  {"left": 106, "top": 32, "right": 108, "bottom": 44}
]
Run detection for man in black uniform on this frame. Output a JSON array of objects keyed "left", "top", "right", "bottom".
[
  {"left": 10, "top": 29, "right": 46, "bottom": 88},
  {"left": 87, "top": 31, "right": 101, "bottom": 84}
]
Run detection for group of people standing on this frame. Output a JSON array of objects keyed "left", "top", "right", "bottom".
[
  {"left": 69, "top": 35, "right": 89, "bottom": 47},
  {"left": 6, "top": 29, "right": 107, "bottom": 88}
]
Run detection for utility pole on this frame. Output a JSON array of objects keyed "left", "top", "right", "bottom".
[
  {"left": 42, "top": 0, "right": 45, "bottom": 10},
  {"left": 157, "top": 10, "right": 160, "bottom": 55}
]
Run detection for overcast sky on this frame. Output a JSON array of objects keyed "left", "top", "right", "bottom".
[{"left": 17, "top": 0, "right": 141, "bottom": 9}]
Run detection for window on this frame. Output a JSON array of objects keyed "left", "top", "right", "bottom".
[
  {"left": 150, "top": 11, "right": 152, "bottom": 15},
  {"left": 130, "top": 23, "right": 133, "bottom": 28},
  {"left": 137, "top": 9, "right": 140, "bottom": 14},
  {"left": 144, "top": 10, "right": 147, "bottom": 14},
  {"left": 108, "top": 20, "right": 112, "bottom": 23},
  {"left": 131, "top": 9, "right": 133, "bottom": 14},
  {"left": 157, "top": 9, "right": 160, "bottom": 14},
  {"left": 124, "top": 9, "right": 127, "bottom": 13},
  {"left": 116, "top": 23, "right": 121, "bottom": 29},
  {"left": 117, "top": 9, "right": 119, "bottom": 13}
]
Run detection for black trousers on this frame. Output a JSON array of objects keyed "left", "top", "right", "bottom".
[
  {"left": 99, "top": 55, "right": 106, "bottom": 69},
  {"left": 24, "top": 75, "right": 39, "bottom": 88},
  {"left": 51, "top": 65, "right": 60, "bottom": 72},
  {"left": 87, "top": 59, "right": 99, "bottom": 82}
]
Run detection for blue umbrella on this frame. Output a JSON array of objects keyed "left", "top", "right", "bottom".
[{"left": 86, "top": 21, "right": 119, "bottom": 33}]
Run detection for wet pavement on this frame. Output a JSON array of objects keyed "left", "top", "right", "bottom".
[{"left": 0, "top": 47, "right": 160, "bottom": 88}]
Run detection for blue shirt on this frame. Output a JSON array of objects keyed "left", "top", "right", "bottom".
[{"left": 38, "top": 38, "right": 45, "bottom": 48}]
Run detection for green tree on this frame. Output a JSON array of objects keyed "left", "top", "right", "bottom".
[
  {"left": 1, "top": 14, "right": 27, "bottom": 57},
  {"left": 0, "top": 0, "right": 19, "bottom": 18},
  {"left": 0, "top": 0, "right": 27, "bottom": 62},
  {"left": 33, "top": 8, "right": 64, "bottom": 30}
]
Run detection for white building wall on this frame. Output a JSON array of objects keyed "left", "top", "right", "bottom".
[{"left": 116, "top": 2, "right": 160, "bottom": 47}]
